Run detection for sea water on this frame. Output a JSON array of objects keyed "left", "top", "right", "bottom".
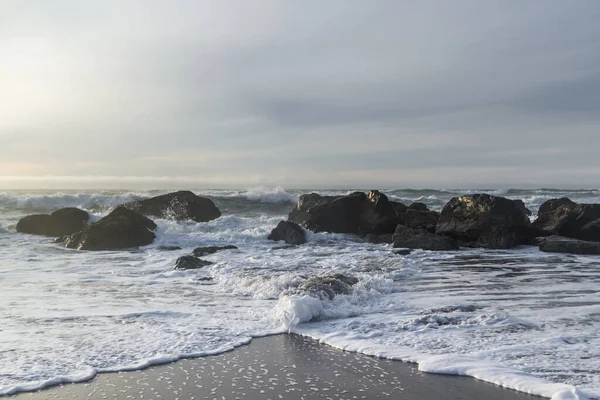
[{"left": 0, "top": 188, "right": 598, "bottom": 399}]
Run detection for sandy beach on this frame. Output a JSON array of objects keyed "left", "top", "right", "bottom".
[{"left": 10, "top": 334, "right": 543, "bottom": 400}]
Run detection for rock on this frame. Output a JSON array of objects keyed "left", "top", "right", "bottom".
[
  {"left": 364, "top": 233, "right": 393, "bottom": 244},
  {"left": 59, "top": 207, "right": 157, "bottom": 250},
  {"left": 124, "top": 190, "right": 221, "bottom": 222},
  {"left": 401, "top": 209, "right": 439, "bottom": 233},
  {"left": 393, "top": 249, "right": 414, "bottom": 255},
  {"left": 174, "top": 255, "right": 213, "bottom": 270},
  {"left": 297, "top": 273, "right": 359, "bottom": 300},
  {"left": 515, "top": 200, "right": 532, "bottom": 217},
  {"left": 408, "top": 202, "right": 429, "bottom": 212},
  {"left": 539, "top": 236, "right": 600, "bottom": 255},
  {"left": 157, "top": 245, "right": 182, "bottom": 251},
  {"left": 533, "top": 198, "right": 600, "bottom": 241},
  {"left": 192, "top": 245, "right": 238, "bottom": 257},
  {"left": 268, "top": 221, "right": 307, "bottom": 245},
  {"left": 16, "top": 208, "right": 89, "bottom": 237},
  {"left": 436, "top": 194, "right": 533, "bottom": 249},
  {"left": 288, "top": 190, "right": 402, "bottom": 235},
  {"left": 392, "top": 225, "right": 459, "bottom": 251}
]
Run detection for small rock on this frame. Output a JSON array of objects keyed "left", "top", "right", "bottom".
[
  {"left": 192, "top": 245, "right": 238, "bottom": 257},
  {"left": 268, "top": 221, "right": 307, "bottom": 245},
  {"left": 174, "top": 255, "right": 213, "bottom": 270},
  {"left": 539, "top": 236, "right": 600, "bottom": 255},
  {"left": 157, "top": 245, "right": 182, "bottom": 251}
]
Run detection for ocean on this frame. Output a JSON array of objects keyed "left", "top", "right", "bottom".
[{"left": 0, "top": 188, "right": 598, "bottom": 399}]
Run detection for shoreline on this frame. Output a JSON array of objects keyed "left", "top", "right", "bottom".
[{"left": 7, "top": 334, "right": 544, "bottom": 400}]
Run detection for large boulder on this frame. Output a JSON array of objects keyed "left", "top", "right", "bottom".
[
  {"left": 16, "top": 208, "right": 89, "bottom": 237},
  {"left": 268, "top": 221, "right": 307, "bottom": 245},
  {"left": 59, "top": 207, "right": 157, "bottom": 250},
  {"left": 392, "top": 225, "right": 459, "bottom": 251},
  {"left": 533, "top": 198, "right": 600, "bottom": 241},
  {"left": 539, "top": 236, "right": 600, "bottom": 255},
  {"left": 288, "top": 190, "right": 403, "bottom": 235},
  {"left": 436, "top": 194, "right": 533, "bottom": 249},
  {"left": 124, "top": 190, "right": 221, "bottom": 222}
]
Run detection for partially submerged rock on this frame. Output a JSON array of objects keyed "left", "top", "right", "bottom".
[
  {"left": 296, "top": 273, "right": 359, "bottom": 300},
  {"left": 174, "top": 255, "right": 213, "bottom": 270},
  {"left": 268, "top": 220, "right": 307, "bottom": 245},
  {"left": 59, "top": 207, "right": 156, "bottom": 250},
  {"left": 17, "top": 208, "right": 89, "bottom": 237},
  {"left": 157, "top": 245, "right": 182, "bottom": 251},
  {"left": 539, "top": 236, "right": 600, "bottom": 255},
  {"left": 364, "top": 233, "right": 393, "bottom": 244},
  {"left": 436, "top": 194, "right": 533, "bottom": 249},
  {"left": 192, "top": 245, "right": 237, "bottom": 257},
  {"left": 392, "top": 225, "right": 458, "bottom": 251},
  {"left": 288, "top": 190, "right": 403, "bottom": 235},
  {"left": 533, "top": 198, "right": 600, "bottom": 241},
  {"left": 124, "top": 190, "right": 221, "bottom": 222}
]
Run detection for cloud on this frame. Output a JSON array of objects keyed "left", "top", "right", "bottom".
[{"left": 1, "top": 0, "right": 600, "bottom": 188}]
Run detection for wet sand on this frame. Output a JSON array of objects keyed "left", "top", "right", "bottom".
[{"left": 11, "top": 334, "right": 543, "bottom": 400}]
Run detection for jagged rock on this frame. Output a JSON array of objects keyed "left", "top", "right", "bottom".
[
  {"left": 436, "top": 194, "right": 533, "bottom": 249},
  {"left": 288, "top": 190, "right": 402, "bottom": 235},
  {"left": 296, "top": 273, "right": 359, "bottom": 300},
  {"left": 408, "top": 202, "right": 429, "bottom": 211},
  {"left": 539, "top": 236, "right": 600, "bottom": 255},
  {"left": 59, "top": 207, "right": 156, "bottom": 250},
  {"left": 16, "top": 208, "right": 89, "bottom": 237},
  {"left": 192, "top": 245, "right": 238, "bottom": 257},
  {"left": 364, "top": 233, "right": 393, "bottom": 244},
  {"left": 533, "top": 198, "right": 600, "bottom": 241},
  {"left": 174, "top": 255, "right": 213, "bottom": 270},
  {"left": 392, "top": 225, "right": 459, "bottom": 251},
  {"left": 124, "top": 190, "right": 221, "bottom": 222},
  {"left": 268, "top": 221, "right": 307, "bottom": 245}
]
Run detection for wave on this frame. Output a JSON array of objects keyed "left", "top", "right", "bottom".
[{"left": 0, "top": 192, "right": 148, "bottom": 213}]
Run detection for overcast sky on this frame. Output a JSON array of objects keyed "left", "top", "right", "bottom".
[{"left": 1, "top": 1, "right": 599, "bottom": 189}]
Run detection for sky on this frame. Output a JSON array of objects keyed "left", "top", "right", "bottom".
[{"left": 1, "top": 0, "right": 600, "bottom": 189}]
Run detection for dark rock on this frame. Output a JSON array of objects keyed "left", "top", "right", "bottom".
[
  {"left": 197, "top": 277, "right": 214, "bottom": 282},
  {"left": 268, "top": 221, "right": 307, "bottom": 245},
  {"left": 157, "top": 245, "right": 182, "bottom": 251},
  {"left": 436, "top": 194, "right": 533, "bottom": 249},
  {"left": 59, "top": 207, "right": 156, "bottom": 250},
  {"left": 124, "top": 190, "right": 221, "bottom": 222},
  {"left": 16, "top": 208, "right": 89, "bottom": 237},
  {"left": 401, "top": 209, "right": 439, "bottom": 233},
  {"left": 393, "top": 249, "right": 414, "bottom": 255},
  {"left": 390, "top": 201, "right": 408, "bottom": 214},
  {"left": 174, "top": 255, "right": 213, "bottom": 270},
  {"left": 288, "top": 190, "right": 402, "bottom": 235},
  {"left": 408, "top": 202, "right": 429, "bottom": 212},
  {"left": 192, "top": 245, "right": 238, "bottom": 257},
  {"left": 392, "top": 225, "right": 459, "bottom": 251},
  {"left": 533, "top": 198, "right": 600, "bottom": 241},
  {"left": 539, "top": 236, "right": 600, "bottom": 255},
  {"left": 297, "top": 273, "right": 359, "bottom": 300},
  {"left": 364, "top": 233, "right": 393, "bottom": 244},
  {"left": 515, "top": 200, "right": 532, "bottom": 217}
]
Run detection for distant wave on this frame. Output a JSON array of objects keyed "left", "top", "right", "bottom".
[{"left": 0, "top": 192, "right": 148, "bottom": 213}]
